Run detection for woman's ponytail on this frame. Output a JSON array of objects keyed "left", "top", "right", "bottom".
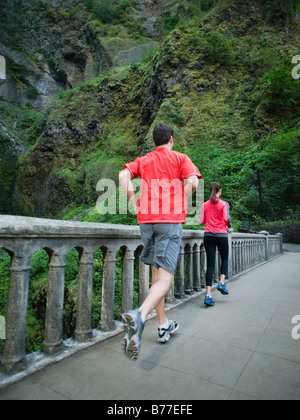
[{"left": 209, "top": 181, "right": 222, "bottom": 203}]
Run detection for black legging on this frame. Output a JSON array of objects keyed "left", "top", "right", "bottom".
[{"left": 204, "top": 236, "right": 229, "bottom": 287}]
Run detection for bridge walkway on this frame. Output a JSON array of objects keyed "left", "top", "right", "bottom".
[{"left": 0, "top": 245, "right": 299, "bottom": 400}]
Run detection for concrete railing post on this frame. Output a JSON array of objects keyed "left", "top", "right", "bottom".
[
  {"left": 185, "top": 245, "right": 193, "bottom": 294},
  {"left": 75, "top": 250, "right": 94, "bottom": 342},
  {"left": 276, "top": 233, "right": 283, "bottom": 254},
  {"left": 43, "top": 252, "right": 66, "bottom": 355},
  {"left": 227, "top": 228, "right": 233, "bottom": 279},
  {"left": 99, "top": 249, "right": 116, "bottom": 332},
  {"left": 138, "top": 261, "right": 149, "bottom": 306},
  {"left": 175, "top": 245, "right": 185, "bottom": 299},
  {"left": 0, "top": 255, "right": 31, "bottom": 374},
  {"left": 166, "top": 277, "right": 175, "bottom": 304},
  {"left": 193, "top": 244, "right": 201, "bottom": 292},
  {"left": 122, "top": 248, "right": 134, "bottom": 313},
  {"left": 260, "top": 231, "right": 269, "bottom": 261}
]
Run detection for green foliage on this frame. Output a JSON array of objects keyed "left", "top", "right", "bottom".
[
  {"left": 0, "top": 102, "right": 44, "bottom": 156},
  {"left": 189, "top": 123, "right": 300, "bottom": 219},
  {"left": 158, "top": 16, "right": 180, "bottom": 36},
  {"left": 25, "top": 85, "right": 39, "bottom": 100},
  {"left": 0, "top": 251, "right": 10, "bottom": 317},
  {"left": 252, "top": 61, "right": 300, "bottom": 119},
  {"left": 202, "top": 30, "right": 233, "bottom": 64},
  {"left": 264, "top": 0, "right": 299, "bottom": 22},
  {"left": 85, "top": 0, "right": 130, "bottom": 24}
]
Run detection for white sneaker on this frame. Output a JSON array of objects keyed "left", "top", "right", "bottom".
[
  {"left": 157, "top": 320, "right": 179, "bottom": 343},
  {"left": 121, "top": 309, "right": 145, "bottom": 361}
]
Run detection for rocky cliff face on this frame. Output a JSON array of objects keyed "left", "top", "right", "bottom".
[
  {"left": 0, "top": 0, "right": 188, "bottom": 111},
  {"left": 0, "top": 0, "right": 113, "bottom": 110}
]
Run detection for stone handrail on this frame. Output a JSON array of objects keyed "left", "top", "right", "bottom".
[{"left": 0, "top": 216, "right": 283, "bottom": 376}]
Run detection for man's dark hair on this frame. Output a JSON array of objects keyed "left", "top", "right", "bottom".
[{"left": 153, "top": 123, "right": 174, "bottom": 146}]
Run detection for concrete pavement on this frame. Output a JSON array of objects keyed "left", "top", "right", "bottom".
[{"left": 0, "top": 248, "right": 299, "bottom": 400}]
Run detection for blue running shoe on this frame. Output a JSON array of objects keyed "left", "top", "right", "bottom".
[
  {"left": 204, "top": 296, "right": 215, "bottom": 307},
  {"left": 217, "top": 282, "right": 229, "bottom": 295},
  {"left": 121, "top": 309, "right": 145, "bottom": 361}
]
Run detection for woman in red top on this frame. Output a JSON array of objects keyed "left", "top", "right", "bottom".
[{"left": 200, "top": 181, "right": 231, "bottom": 307}]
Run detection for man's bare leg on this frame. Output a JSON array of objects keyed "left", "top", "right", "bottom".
[
  {"left": 139, "top": 266, "right": 173, "bottom": 323},
  {"left": 147, "top": 266, "right": 168, "bottom": 326}
]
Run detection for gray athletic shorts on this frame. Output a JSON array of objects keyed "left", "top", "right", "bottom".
[{"left": 139, "top": 223, "right": 183, "bottom": 275}]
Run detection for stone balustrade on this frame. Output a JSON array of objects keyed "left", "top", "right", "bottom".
[{"left": 0, "top": 216, "right": 283, "bottom": 376}]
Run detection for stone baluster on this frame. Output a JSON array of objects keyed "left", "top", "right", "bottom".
[
  {"left": 0, "top": 255, "right": 31, "bottom": 374},
  {"left": 241, "top": 241, "right": 245, "bottom": 271},
  {"left": 139, "top": 261, "right": 149, "bottom": 306},
  {"left": 185, "top": 245, "right": 193, "bottom": 294},
  {"left": 175, "top": 245, "right": 185, "bottom": 298},
  {"left": 122, "top": 248, "right": 134, "bottom": 313},
  {"left": 232, "top": 241, "right": 236, "bottom": 275},
  {"left": 75, "top": 250, "right": 94, "bottom": 342},
  {"left": 227, "top": 229, "right": 233, "bottom": 279},
  {"left": 260, "top": 239, "right": 263, "bottom": 261},
  {"left": 276, "top": 233, "right": 283, "bottom": 254},
  {"left": 166, "top": 277, "right": 175, "bottom": 304},
  {"left": 200, "top": 243, "right": 206, "bottom": 289},
  {"left": 247, "top": 241, "right": 250, "bottom": 267},
  {"left": 260, "top": 239, "right": 264, "bottom": 262},
  {"left": 237, "top": 241, "right": 240, "bottom": 273},
  {"left": 239, "top": 242, "right": 242, "bottom": 273},
  {"left": 43, "top": 252, "right": 66, "bottom": 355},
  {"left": 260, "top": 231, "right": 269, "bottom": 261},
  {"left": 193, "top": 244, "right": 201, "bottom": 291},
  {"left": 99, "top": 249, "right": 116, "bottom": 332},
  {"left": 246, "top": 240, "right": 249, "bottom": 267}
]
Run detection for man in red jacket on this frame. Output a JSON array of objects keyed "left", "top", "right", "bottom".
[{"left": 119, "top": 122, "right": 201, "bottom": 360}]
